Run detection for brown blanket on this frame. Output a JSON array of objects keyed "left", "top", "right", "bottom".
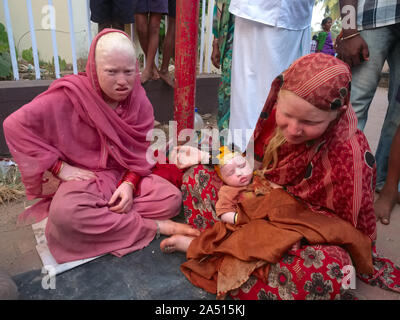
[{"left": 180, "top": 176, "right": 374, "bottom": 299}]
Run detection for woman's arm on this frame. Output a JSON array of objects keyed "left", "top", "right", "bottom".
[{"left": 52, "top": 160, "right": 96, "bottom": 181}]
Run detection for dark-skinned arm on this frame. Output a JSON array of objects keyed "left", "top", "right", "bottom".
[{"left": 336, "top": 0, "right": 369, "bottom": 67}]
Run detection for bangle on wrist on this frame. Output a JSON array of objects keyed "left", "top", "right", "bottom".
[
  {"left": 117, "top": 170, "right": 140, "bottom": 190},
  {"left": 50, "top": 160, "right": 63, "bottom": 177},
  {"left": 122, "top": 180, "right": 136, "bottom": 191},
  {"left": 341, "top": 32, "right": 360, "bottom": 41},
  {"left": 234, "top": 212, "right": 238, "bottom": 224}
]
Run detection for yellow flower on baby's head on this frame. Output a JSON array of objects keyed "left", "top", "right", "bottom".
[
  {"left": 216, "top": 146, "right": 242, "bottom": 166},
  {"left": 214, "top": 146, "right": 243, "bottom": 180}
]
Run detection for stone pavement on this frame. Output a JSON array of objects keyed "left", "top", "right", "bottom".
[{"left": 4, "top": 86, "right": 400, "bottom": 300}]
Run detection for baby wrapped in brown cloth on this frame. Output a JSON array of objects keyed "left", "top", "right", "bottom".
[{"left": 180, "top": 171, "right": 374, "bottom": 299}]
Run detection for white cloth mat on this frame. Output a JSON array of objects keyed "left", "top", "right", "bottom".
[{"left": 32, "top": 218, "right": 102, "bottom": 276}]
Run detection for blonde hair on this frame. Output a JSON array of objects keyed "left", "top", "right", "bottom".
[
  {"left": 95, "top": 32, "right": 136, "bottom": 63},
  {"left": 261, "top": 90, "right": 287, "bottom": 170},
  {"left": 262, "top": 127, "right": 286, "bottom": 171}
]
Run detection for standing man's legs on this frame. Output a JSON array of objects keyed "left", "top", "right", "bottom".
[
  {"left": 135, "top": 13, "right": 162, "bottom": 83},
  {"left": 350, "top": 29, "right": 388, "bottom": 130},
  {"left": 375, "top": 112, "right": 400, "bottom": 225},
  {"left": 159, "top": 18, "right": 176, "bottom": 86},
  {"left": 159, "top": 0, "right": 176, "bottom": 87},
  {"left": 350, "top": 26, "right": 400, "bottom": 189},
  {"left": 375, "top": 30, "right": 400, "bottom": 188},
  {"left": 135, "top": 13, "right": 150, "bottom": 79}
]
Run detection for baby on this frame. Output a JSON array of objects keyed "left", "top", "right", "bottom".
[
  {"left": 214, "top": 146, "right": 254, "bottom": 224},
  {"left": 160, "top": 146, "right": 254, "bottom": 253}
]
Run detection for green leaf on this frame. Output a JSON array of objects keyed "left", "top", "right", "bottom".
[{"left": 0, "top": 51, "right": 12, "bottom": 78}]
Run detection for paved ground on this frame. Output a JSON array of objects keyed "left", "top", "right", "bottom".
[{"left": 1, "top": 86, "right": 399, "bottom": 300}]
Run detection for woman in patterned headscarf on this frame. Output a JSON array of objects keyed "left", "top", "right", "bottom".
[{"left": 162, "top": 53, "right": 400, "bottom": 299}]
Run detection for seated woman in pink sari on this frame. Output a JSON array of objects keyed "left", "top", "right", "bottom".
[
  {"left": 161, "top": 53, "right": 400, "bottom": 299},
  {"left": 3, "top": 29, "right": 199, "bottom": 264}
]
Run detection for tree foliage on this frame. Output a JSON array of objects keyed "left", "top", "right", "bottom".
[{"left": 315, "top": 0, "right": 340, "bottom": 20}]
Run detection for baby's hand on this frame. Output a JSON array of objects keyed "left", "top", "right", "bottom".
[{"left": 170, "top": 145, "right": 209, "bottom": 169}]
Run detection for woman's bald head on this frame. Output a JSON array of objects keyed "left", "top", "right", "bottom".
[{"left": 95, "top": 32, "right": 136, "bottom": 65}]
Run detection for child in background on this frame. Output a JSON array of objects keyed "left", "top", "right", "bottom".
[{"left": 310, "top": 35, "right": 318, "bottom": 53}]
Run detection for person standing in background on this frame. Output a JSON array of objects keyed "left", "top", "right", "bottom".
[
  {"left": 135, "top": 0, "right": 168, "bottom": 83},
  {"left": 310, "top": 34, "right": 318, "bottom": 53},
  {"left": 90, "top": 0, "right": 136, "bottom": 32},
  {"left": 336, "top": 0, "right": 400, "bottom": 199},
  {"left": 227, "top": 0, "right": 315, "bottom": 151},
  {"left": 211, "top": 0, "right": 235, "bottom": 133},
  {"left": 159, "top": 0, "right": 176, "bottom": 88},
  {"left": 316, "top": 17, "right": 335, "bottom": 56},
  {"left": 374, "top": 87, "right": 400, "bottom": 225}
]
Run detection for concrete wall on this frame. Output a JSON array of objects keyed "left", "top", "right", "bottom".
[{"left": 0, "top": 75, "right": 219, "bottom": 156}]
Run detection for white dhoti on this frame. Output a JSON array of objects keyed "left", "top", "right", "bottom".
[{"left": 229, "top": 16, "right": 311, "bottom": 151}]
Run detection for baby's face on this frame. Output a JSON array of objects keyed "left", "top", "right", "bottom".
[{"left": 220, "top": 155, "right": 253, "bottom": 187}]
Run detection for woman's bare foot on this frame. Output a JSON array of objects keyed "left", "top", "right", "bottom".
[
  {"left": 374, "top": 187, "right": 399, "bottom": 225},
  {"left": 140, "top": 69, "right": 152, "bottom": 84},
  {"left": 160, "top": 234, "right": 195, "bottom": 253},
  {"left": 158, "top": 70, "right": 174, "bottom": 87},
  {"left": 156, "top": 219, "right": 200, "bottom": 237}
]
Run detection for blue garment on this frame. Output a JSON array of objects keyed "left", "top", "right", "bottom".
[
  {"left": 90, "top": 0, "right": 137, "bottom": 23},
  {"left": 135, "top": 0, "right": 168, "bottom": 14},
  {"left": 350, "top": 24, "right": 400, "bottom": 190}
]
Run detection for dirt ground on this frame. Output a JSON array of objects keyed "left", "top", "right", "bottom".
[{"left": 1, "top": 87, "right": 400, "bottom": 299}]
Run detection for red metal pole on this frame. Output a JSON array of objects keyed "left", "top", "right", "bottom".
[{"left": 174, "top": 0, "right": 199, "bottom": 135}]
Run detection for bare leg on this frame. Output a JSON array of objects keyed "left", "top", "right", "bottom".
[
  {"left": 139, "top": 13, "right": 162, "bottom": 83},
  {"left": 159, "top": 16, "right": 175, "bottom": 87},
  {"left": 135, "top": 14, "right": 151, "bottom": 82},
  {"left": 160, "top": 234, "right": 195, "bottom": 253},
  {"left": 374, "top": 124, "right": 400, "bottom": 225}
]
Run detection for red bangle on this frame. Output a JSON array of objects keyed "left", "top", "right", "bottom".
[
  {"left": 117, "top": 171, "right": 141, "bottom": 189},
  {"left": 123, "top": 171, "right": 141, "bottom": 186},
  {"left": 50, "top": 160, "right": 63, "bottom": 177}
]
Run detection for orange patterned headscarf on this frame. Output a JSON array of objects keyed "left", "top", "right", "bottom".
[{"left": 280, "top": 53, "right": 351, "bottom": 111}]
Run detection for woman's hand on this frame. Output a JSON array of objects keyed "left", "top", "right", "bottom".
[
  {"left": 58, "top": 162, "right": 96, "bottom": 181},
  {"left": 108, "top": 182, "right": 134, "bottom": 214},
  {"left": 211, "top": 39, "right": 221, "bottom": 69},
  {"left": 170, "top": 145, "right": 210, "bottom": 169}
]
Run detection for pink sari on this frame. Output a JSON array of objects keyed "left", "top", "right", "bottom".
[{"left": 3, "top": 29, "right": 182, "bottom": 263}]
